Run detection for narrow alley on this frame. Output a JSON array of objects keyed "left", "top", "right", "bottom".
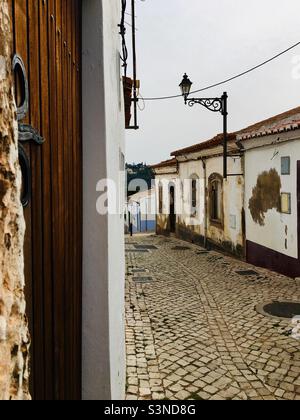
[{"left": 125, "top": 235, "right": 300, "bottom": 401}]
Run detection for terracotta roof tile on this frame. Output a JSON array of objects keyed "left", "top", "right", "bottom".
[
  {"left": 150, "top": 158, "right": 177, "bottom": 170},
  {"left": 154, "top": 106, "right": 300, "bottom": 165},
  {"left": 171, "top": 106, "right": 300, "bottom": 157},
  {"left": 171, "top": 132, "right": 237, "bottom": 157},
  {"left": 237, "top": 106, "right": 300, "bottom": 140}
]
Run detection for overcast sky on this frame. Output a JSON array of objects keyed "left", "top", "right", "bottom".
[{"left": 125, "top": 0, "right": 300, "bottom": 165}]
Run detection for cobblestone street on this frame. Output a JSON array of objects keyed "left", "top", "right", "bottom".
[{"left": 125, "top": 234, "right": 300, "bottom": 401}]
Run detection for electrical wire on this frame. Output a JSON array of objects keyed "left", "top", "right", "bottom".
[
  {"left": 142, "top": 40, "right": 300, "bottom": 101},
  {"left": 119, "top": 0, "right": 128, "bottom": 78},
  {"left": 125, "top": 21, "right": 138, "bottom": 31},
  {"left": 137, "top": 92, "right": 146, "bottom": 111}
]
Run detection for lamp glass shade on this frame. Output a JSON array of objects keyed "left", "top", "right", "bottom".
[{"left": 179, "top": 74, "right": 193, "bottom": 96}]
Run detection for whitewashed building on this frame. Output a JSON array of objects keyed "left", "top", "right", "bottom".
[
  {"left": 82, "top": 0, "right": 126, "bottom": 400},
  {"left": 151, "top": 159, "right": 178, "bottom": 235},
  {"left": 152, "top": 137, "right": 245, "bottom": 258},
  {"left": 126, "top": 189, "right": 156, "bottom": 233},
  {"left": 152, "top": 106, "right": 300, "bottom": 278},
  {"left": 171, "top": 133, "right": 245, "bottom": 257},
  {"left": 238, "top": 106, "right": 300, "bottom": 278}
]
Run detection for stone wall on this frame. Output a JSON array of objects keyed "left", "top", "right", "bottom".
[{"left": 0, "top": 0, "right": 30, "bottom": 401}]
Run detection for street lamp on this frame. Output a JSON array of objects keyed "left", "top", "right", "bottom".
[
  {"left": 179, "top": 73, "right": 193, "bottom": 101},
  {"left": 179, "top": 74, "right": 228, "bottom": 179}
]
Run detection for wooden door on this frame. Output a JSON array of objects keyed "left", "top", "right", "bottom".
[{"left": 9, "top": 0, "right": 82, "bottom": 400}]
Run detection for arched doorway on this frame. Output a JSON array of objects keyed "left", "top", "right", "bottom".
[{"left": 169, "top": 185, "right": 176, "bottom": 233}]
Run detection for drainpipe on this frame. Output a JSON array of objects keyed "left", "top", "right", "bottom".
[{"left": 201, "top": 158, "right": 208, "bottom": 249}]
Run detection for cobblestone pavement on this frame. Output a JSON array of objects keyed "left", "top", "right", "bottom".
[{"left": 125, "top": 234, "right": 300, "bottom": 401}]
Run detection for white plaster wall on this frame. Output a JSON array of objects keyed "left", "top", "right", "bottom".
[
  {"left": 82, "top": 0, "right": 125, "bottom": 401},
  {"left": 155, "top": 174, "right": 179, "bottom": 215},
  {"left": 178, "top": 161, "right": 205, "bottom": 235},
  {"left": 245, "top": 140, "right": 299, "bottom": 259},
  {"left": 129, "top": 193, "right": 156, "bottom": 221},
  {"left": 141, "top": 195, "right": 156, "bottom": 220},
  {"left": 175, "top": 156, "right": 244, "bottom": 247},
  {"left": 206, "top": 156, "right": 244, "bottom": 247}
]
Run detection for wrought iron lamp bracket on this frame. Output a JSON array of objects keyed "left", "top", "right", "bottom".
[
  {"left": 186, "top": 97, "right": 224, "bottom": 114},
  {"left": 182, "top": 90, "right": 229, "bottom": 178}
]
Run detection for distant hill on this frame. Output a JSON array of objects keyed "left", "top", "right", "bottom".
[{"left": 126, "top": 163, "right": 154, "bottom": 197}]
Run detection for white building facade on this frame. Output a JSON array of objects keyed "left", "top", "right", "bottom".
[
  {"left": 126, "top": 189, "right": 156, "bottom": 234},
  {"left": 238, "top": 107, "right": 300, "bottom": 278},
  {"left": 152, "top": 106, "right": 300, "bottom": 278},
  {"left": 82, "top": 0, "right": 126, "bottom": 400},
  {"left": 152, "top": 138, "right": 245, "bottom": 258},
  {"left": 151, "top": 159, "right": 179, "bottom": 236}
]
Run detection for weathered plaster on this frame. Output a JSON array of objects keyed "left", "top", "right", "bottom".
[
  {"left": 249, "top": 168, "right": 281, "bottom": 226},
  {"left": 175, "top": 156, "right": 244, "bottom": 254},
  {"left": 0, "top": 1, "right": 30, "bottom": 401},
  {"left": 244, "top": 138, "right": 300, "bottom": 260},
  {"left": 154, "top": 154, "right": 245, "bottom": 256}
]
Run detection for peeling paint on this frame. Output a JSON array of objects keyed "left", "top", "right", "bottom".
[
  {"left": 249, "top": 168, "right": 281, "bottom": 226},
  {"left": 156, "top": 214, "right": 171, "bottom": 236}
]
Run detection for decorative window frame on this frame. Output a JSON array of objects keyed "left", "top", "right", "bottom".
[{"left": 208, "top": 173, "right": 224, "bottom": 227}]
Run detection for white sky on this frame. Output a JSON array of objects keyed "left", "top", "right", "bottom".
[{"left": 125, "top": 0, "right": 300, "bottom": 165}]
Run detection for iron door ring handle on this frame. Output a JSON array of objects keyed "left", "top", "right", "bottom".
[
  {"left": 12, "top": 55, "right": 29, "bottom": 122},
  {"left": 18, "top": 144, "right": 31, "bottom": 208}
]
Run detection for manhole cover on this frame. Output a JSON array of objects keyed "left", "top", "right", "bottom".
[
  {"left": 134, "top": 277, "right": 153, "bottom": 284},
  {"left": 236, "top": 270, "right": 259, "bottom": 276},
  {"left": 134, "top": 245, "right": 158, "bottom": 250},
  {"left": 172, "top": 246, "right": 191, "bottom": 251},
  {"left": 256, "top": 301, "right": 300, "bottom": 320}
]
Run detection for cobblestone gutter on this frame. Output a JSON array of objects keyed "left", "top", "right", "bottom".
[{"left": 0, "top": 0, "right": 30, "bottom": 401}]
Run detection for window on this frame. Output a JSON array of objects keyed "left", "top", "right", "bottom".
[
  {"left": 191, "top": 176, "right": 199, "bottom": 217},
  {"left": 281, "top": 193, "right": 291, "bottom": 214},
  {"left": 158, "top": 184, "right": 163, "bottom": 214},
  {"left": 192, "top": 179, "right": 197, "bottom": 209},
  {"left": 281, "top": 157, "right": 291, "bottom": 175},
  {"left": 209, "top": 174, "right": 223, "bottom": 223}
]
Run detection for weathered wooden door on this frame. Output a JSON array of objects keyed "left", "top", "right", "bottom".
[{"left": 9, "top": 0, "right": 82, "bottom": 400}]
